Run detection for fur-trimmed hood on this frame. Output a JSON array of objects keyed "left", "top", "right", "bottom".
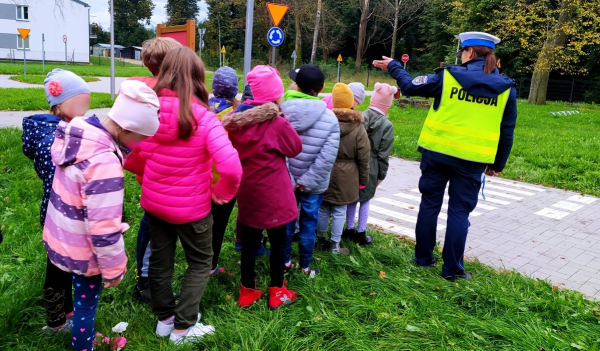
[
  {"left": 222, "top": 102, "right": 280, "bottom": 131},
  {"left": 332, "top": 108, "right": 364, "bottom": 137}
]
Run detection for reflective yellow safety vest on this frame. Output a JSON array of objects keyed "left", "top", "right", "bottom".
[{"left": 417, "top": 69, "right": 510, "bottom": 164}]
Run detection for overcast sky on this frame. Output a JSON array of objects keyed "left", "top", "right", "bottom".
[{"left": 85, "top": 0, "right": 208, "bottom": 29}]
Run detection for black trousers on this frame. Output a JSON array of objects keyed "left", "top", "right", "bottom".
[
  {"left": 238, "top": 223, "right": 286, "bottom": 289},
  {"left": 211, "top": 198, "right": 237, "bottom": 270},
  {"left": 43, "top": 257, "right": 74, "bottom": 328}
]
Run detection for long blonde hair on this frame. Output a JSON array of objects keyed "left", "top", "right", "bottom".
[{"left": 154, "top": 47, "right": 209, "bottom": 140}]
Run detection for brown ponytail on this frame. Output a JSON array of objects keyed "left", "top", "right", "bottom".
[
  {"left": 469, "top": 46, "right": 497, "bottom": 74},
  {"left": 154, "top": 47, "right": 210, "bottom": 140}
]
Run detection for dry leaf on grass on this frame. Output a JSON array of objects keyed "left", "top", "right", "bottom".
[{"left": 378, "top": 271, "right": 388, "bottom": 279}]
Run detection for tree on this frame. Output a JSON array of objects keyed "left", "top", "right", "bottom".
[
  {"left": 293, "top": 0, "right": 303, "bottom": 63},
  {"left": 491, "top": 0, "right": 600, "bottom": 105},
  {"left": 355, "top": 0, "right": 371, "bottom": 72},
  {"left": 384, "top": 0, "right": 425, "bottom": 58},
  {"left": 166, "top": 0, "right": 200, "bottom": 25},
  {"left": 90, "top": 22, "right": 110, "bottom": 46},
  {"left": 112, "top": 0, "right": 155, "bottom": 46},
  {"left": 310, "top": 0, "right": 322, "bottom": 64}
]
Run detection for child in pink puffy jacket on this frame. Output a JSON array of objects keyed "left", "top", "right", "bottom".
[{"left": 126, "top": 47, "right": 242, "bottom": 345}]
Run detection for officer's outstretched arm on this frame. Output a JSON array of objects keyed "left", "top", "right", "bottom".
[{"left": 387, "top": 60, "right": 443, "bottom": 98}]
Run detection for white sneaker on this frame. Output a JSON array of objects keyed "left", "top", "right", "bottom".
[
  {"left": 156, "top": 313, "right": 202, "bottom": 337},
  {"left": 169, "top": 323, "right": 215, "bottom": 345}
]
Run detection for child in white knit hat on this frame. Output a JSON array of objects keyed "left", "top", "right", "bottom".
[{"left": 43, "top": 80, "right": 160, "bottom": 351}]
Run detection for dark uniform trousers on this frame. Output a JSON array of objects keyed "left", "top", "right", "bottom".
[{"left": 414, "top": 155, "right": 483, "bottom": 277}]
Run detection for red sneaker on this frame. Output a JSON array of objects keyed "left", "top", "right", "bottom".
[
  {"left": 268, "top": 284, "right": 299, "bottom": 310},
  {"left": 237, "top": 283, "right": 263, "bottom": 308}
]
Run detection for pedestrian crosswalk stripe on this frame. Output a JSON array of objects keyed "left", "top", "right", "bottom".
[
  {"left": 370, "top": 204, "right": 446, "bottom": 231},
  {"left": 484, "top": 183, "right": 536, "bottom": 196},
  {"left": 364, "top": 216, "right": 415, "bottom": 238},
  {"left": 567, "top": 195, "right": 597, "bottom": 204},
  {"left": 535, "top": 207, "right": 570, "bottom": 220},
  {"left": 408, "top": 188, "right": 512, "bottom": 206},
  {"left": 551, "top": 201, "right": 584, "bottom": 211},
  {"left": 480, "top": 190, "right": 523, "bottom": 201},
  {"left": 396, "top": 191, "right": 501, "bottom": 210},
  {"left": 487, "top": 178, "right": 545, "bottom": 192},
  {"left": 374, "top": 196, "right": 482, "bottom": 217}
]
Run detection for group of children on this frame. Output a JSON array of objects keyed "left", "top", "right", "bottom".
[{"left": 21, "top": 37, "right": 396, "bottom": 350}]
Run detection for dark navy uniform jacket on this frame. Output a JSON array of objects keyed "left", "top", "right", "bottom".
[{"left": 388, "top": 57, "right": 517, "bottom": 173}]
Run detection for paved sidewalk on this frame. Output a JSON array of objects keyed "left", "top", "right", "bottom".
[
  {"left": 0, "top": 109, "right": 111, "bottom": 128},
  {"left": 372, "top": 158, "right": 600, "bottom": 299}
]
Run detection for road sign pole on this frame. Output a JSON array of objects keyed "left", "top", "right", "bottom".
[
  {"left": 403, "top": 62, "right": 406, "bottom": 70},
  {"left": 23, "top": 45, "right": 26, "bottom": 77},
  {"left": 243, "top": 0, "right": 254, "bottom": 87},
  {"left": 337, "top": 61, "right": 340, "bottom": 83},
  {"left": 42, "top": 34, "right": 45, "bottom": 73},
  {"left": 110, "top": 0, "right": 115, "bottom": 99},
  {"left": 272, "top": 47, "right": 276, "bottom": 67}
]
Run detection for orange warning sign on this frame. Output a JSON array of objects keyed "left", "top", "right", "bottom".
[
  {"left": 337, "top": 54, "right": 343, "bottom": 62},
  {"left": 266, "top": 3, "right": 289, "bottom": 27},
  {"left": 17, "top": 28, "right": 30, "bottom": 39},
  {"left": 221, "top": 46, "right": 226, "bottom": 54}
]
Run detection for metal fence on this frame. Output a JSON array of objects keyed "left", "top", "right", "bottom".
[{"left": 514, "top": 77, "right": 599, "bottom": 104}]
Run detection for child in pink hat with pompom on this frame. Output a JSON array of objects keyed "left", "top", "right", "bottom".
[{"left": 344, "top": 82, "right": 398, "bottom": 245}]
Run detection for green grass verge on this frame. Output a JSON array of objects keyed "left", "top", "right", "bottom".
[
  {"left": 0, "top": 88, "right": 113, "bottom": 111},
  {"left": 360, "top": 98, "right": 600, "bottom": 197},
  {"left": 0, "top": 61, "right": 152, "bottom": 78},
  {"left": 10, "top": 75, "right": 100, "bottom": 84},
  {"left": 0, "top": 128, "right": 600, "bottom": 350}
]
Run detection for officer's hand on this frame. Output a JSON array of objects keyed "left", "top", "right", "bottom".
[
  {"left": 485, "top": 168, "right": 501, "bottom": 177},
  {"left": 373, "top": 56, "right": 394, "bottom": 70},
  {"left": 377, "top": 179, "right": 383, "bottom": 187}
]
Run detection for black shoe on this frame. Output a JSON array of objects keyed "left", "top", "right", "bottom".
[
  {"left": 342, "top": 228, "right": 356, "bottom": 241},
  {"left": 133, "top": 285, "right": 152, "bottom": 304},
  {"left": 416, "top": 257, "right": 438, "bottom": 268},
  {"left": 315, "top": 236, "right": 330, "bottom": 251},
  {"left": 283, "top": 261, "right": 298, "bottom": 275},
  {"left": 444, "top": 272, "right": 473, "bottom": 282},
  {"left": 291, "top": 232, "right": 300, "bottom": 242},
  {"left": 356, "top": 231, "right": 373, "bottom": 246}
]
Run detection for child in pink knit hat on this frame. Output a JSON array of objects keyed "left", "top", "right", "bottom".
[
  {"left": 344, "top": 82, "right": 397, "bottom": 244},
  {"left": 223, "top": 65, "right": 303, "bottom": 310}
]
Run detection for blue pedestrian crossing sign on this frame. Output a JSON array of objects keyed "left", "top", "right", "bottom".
[{"left": 267, "top": 27, "right": 284, "bottom": 47}]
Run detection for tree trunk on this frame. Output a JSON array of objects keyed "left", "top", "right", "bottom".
[
  {"left": 321, "top": 11, "right": 328, "bottom": 63},
  {"left": 390, "top": 0, "right": 401, "bottom": 58},
  {"left": 527, "top": 0, "right": 576, "bottom": 105},
  {"left": 355, "top": 0, "right": 370, "bottom": 72},
  {"left": 310, "top": 0, "right": 322, "bottom": 64},
  {"left": 294, "top": 0, "right": 302, "bottom": 63}
]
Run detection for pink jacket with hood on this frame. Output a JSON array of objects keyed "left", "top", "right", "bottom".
[{"left": 127, "top": 89, "right": 242, "bottom": 224}]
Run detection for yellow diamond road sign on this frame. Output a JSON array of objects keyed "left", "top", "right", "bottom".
[{"left": 17, "top": 28, "right": 30, "bottom": 39}]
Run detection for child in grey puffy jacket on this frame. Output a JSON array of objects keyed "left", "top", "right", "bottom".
[{"left": 281, "top": 65, "right": 340, "bottom": 277}]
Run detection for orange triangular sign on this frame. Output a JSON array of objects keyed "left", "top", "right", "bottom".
[
  {"left": 497, "top": 59, "right": 501, "bottom": 68},
  {"left": 221, "top": 46, "right": 226, "bottom": 54},
  {"left": 266, "top": 3, "right": 289, "bottom": 27},
  {"left": 337, "top": 54, "right": 343, "bottom": 62},
  {"left": 17, "top": 28, "right": 30, "bottom": 39}
]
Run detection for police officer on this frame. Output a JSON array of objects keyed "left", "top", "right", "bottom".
[{"left": 373, "top": 32, "right": 517, "bottom": 281}]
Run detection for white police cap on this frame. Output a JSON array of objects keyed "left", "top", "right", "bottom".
[{"left": 459, "top": 32, "right": 501, "bottom": 50}]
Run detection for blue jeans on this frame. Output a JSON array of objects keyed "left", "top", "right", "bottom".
[
  {"left": 136, "top": 212, "right": 151, "bottom": 281},
  {"left": 414, "top": 156, "right": 482, "bottom": 277},
  {"left": 285, "top": 192, "right": 324, "bottom": 269}
]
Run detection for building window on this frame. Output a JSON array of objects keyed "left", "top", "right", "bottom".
[
  {"left": 16, "top": 5, "right": 28, "bottom": 20},
  {"left": 17, "top": 36, "right": 29, "bottom": 50}
]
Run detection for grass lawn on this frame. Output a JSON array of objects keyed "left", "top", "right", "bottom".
[
  {"left": 10, "top": 75, "right": 100, "bottom": 84},
  {"left": 0, "top": 88, "right": 113, "bottom": 111},
  {"left": 370, "top": 99, "right": 600, "bottom": 197},
  {"left": 0, "top": 128, "right": 600, "bottom": 350},
  {"left": 0, "top": 61, "right": 151, "bottom": 78}
]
